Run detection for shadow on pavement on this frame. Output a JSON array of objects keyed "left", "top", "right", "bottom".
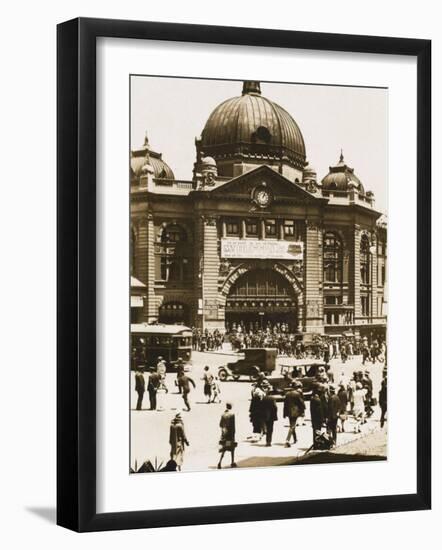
[{"left": 236, "top": 452, "right": 386, "bottom": 468}]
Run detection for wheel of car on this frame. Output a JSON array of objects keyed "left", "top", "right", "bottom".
[
  {"left": 218, "top": 369, "right": 228, "bottom": 381},
  {"left": 232, "top": 373, "right": 240, "bottom": 381}
]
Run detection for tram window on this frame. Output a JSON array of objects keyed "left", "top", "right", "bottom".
[
  {"left": 245, "top": 220, "right": 258, "bottom": 236},
  {"left": 284, "top": 220, "right": 295, "bottom": 236},
  {"left": 265, "top": 219, "right": 277, "bottom": 237},
  {"left": 226, "top": 221, "right": 239, "bottom": 236}
]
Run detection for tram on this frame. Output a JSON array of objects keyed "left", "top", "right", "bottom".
[{"left": 131, "top": 323, "right": 192, "bottom": 371}]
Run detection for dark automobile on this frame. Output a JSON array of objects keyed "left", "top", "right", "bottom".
[
  {"left": 268, "top": 362, "right": 331, "bottom": 400},
  {"left": 218, "top": 348, "right": 277, "bottom": 382}
]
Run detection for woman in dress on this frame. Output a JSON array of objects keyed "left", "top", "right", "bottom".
[
  {"left": 218, "top": 402, "right": 237, "bottom": 469},
  {"left": 169, "top": 413, "right": 189, "bottom": 471}
]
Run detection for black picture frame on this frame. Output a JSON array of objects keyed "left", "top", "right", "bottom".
[{"left": 57, "top": 17, "right": 431, "bottom": 532}]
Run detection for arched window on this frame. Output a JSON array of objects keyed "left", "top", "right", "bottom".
[
  {"left": 360, "top": 234, "right": 370, "bottom": 284},
  {"left": 156, "top": 223, "right": 192, "bottom": 282},
  {"left": 323, "top": 232, "right": 342, "bottom": 283}
]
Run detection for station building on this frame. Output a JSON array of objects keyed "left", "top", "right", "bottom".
[{"left": 130, "top": 81, "right": 387, "bottom": 341}]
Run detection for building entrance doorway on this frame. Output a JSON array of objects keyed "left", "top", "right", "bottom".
[{"left": 225, "top": 268, "right": 298, "bottom": 333}]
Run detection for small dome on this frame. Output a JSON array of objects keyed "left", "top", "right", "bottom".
[
  {"left": 303, "top": 162, "right": 317, "bottom": 182},
  {"left": 321, "top": 151, "right": 364, "bottom": 193},
  {"left": 200, "top": 81, "right": 306, "bottom": 171},
  {"left": 201, "top": 156, "right": 217, "bottom": 169},
  {"left": 131, "top": 136, "right": 175, "bottom": 180}
]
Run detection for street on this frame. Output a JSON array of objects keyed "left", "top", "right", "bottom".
[{"left": 130, "top": 350, "right": 387, "bottom": 472}]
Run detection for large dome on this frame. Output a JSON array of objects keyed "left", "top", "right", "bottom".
[{"left": 200, "top": 81, "right": 306, "bottom": 171}]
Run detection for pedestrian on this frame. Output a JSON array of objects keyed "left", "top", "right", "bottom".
[
  {"left": 283, "top": 381, "right": 305, "bottom": 447},
  {"left": 218, "top": 402, "right": 237, "bottom": 469},
  {"left": 327, "top": 385, "right": 341, "bottom": 446},
  {"left": 211, "top": 377, "right": 221, "bottom": 403},
  {"left": 353, "top": 381, "right": 367, "bottom": 433},
  {"left": 175, "top": 358, "right": 185, "bottom": 394},
  {"left": 249, "top": 385, "right": 266, "bottom": 441},
  {"left": 147, "top": 370, "right": 161, "bottom": 411},
  {"left": 134, "top": 367, "right": 145, "bottom": 411},
  {"left": 202, "top": 366, "right": 214, "bottom": 404},
  {"left": 379, "top": 376, "right": 387, "bottom": 428},
  {"left": 178, "top": 373, "right": 196, "bottom": 411},
  {"left": 261, "top": 391, "right": 278, "bottom": 446},
  {"left": 337, "top": 383, "right": 348, "bottom": 432},
  {"left": 310, "top": 385, "right": 325, "bottom": 449},
  {"left": 169, "top": 413, "right": 189, "bottom": 471}
]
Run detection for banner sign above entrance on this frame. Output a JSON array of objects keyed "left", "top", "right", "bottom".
[{"left": 221, "top": 238, "right": 303, "bottom": 260}]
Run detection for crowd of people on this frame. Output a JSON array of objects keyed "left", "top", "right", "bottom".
[
  {"left": 190, "top": 324, "right": 387, "bottom": 365},
  {"left": 133, "top": 354, "right": 387, "bottom": 472}
]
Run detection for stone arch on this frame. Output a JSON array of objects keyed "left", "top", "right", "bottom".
[{"left": 220, "top": 261, "right": 303, "bottom": 304}]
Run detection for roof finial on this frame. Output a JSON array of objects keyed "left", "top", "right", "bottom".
[
  {"left": 339, "top": 149, "right": 344, "bottom": 163},
  {"left": 144, "top": 131, "right": 149, "bottom": 147},
  {"left": 242, "top": 81, "right": 261, "bottom": 96}
]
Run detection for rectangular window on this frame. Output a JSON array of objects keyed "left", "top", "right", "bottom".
[
  {"left": 361, "top": 296, "right": 369, "bottom": 316},
  {"left": 381, "top": 265, "right": 386, "bottom": 285},
  {"left": 284, "top": 219, "right": 295, "bottom": 236},
  {"left": 265, "top": 219, "right": 277, "bottom": 237},
  {"left": 245, "top": 219, "right": 258, "bottom": 236},
  {"left": 226, "top": 221, "right": 239, "bottom": 236}
]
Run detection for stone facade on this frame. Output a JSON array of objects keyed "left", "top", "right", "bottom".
[{"left": 130, "top": 81, "right": 387, "bottom": 341}]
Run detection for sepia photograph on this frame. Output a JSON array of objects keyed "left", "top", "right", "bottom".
[{"left": 129, "top": 76, "right": 388, "bottom": 474}]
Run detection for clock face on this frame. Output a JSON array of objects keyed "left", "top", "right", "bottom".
[{"left": 256, "top": 189, "right": 270, "bottom": 206}]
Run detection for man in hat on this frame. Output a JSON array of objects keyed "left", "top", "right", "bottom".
[
  {"left": 261, "top": 390, "right": 278, "bottom": 446},
  {"left": 147, "top": 370, "right": 161, "bottom": 411},
  {"left": 326, "top": 385, "right": 341, "bottom": 446},
  {"left": 310, "top": 385, "right": 325, "bottom": 448},
  {"left": 379, "top": 376, "right": 387, "bottom": 428},
  {"left": 169, "top": 413, "right": 189, "bottom": 471},
  {"left": 218, "top": 402, "right": 237, "bottom": 469},
  {"left": 134, "top": 367, "right": 145, "bottom": 411},
  {"left": 175, "top": 358, "right": 185, "bottom": 394},
  {"left": 178, "top": 373, "right": 196, "bottom": 411},
  {"left": 283, "top": 380, "right": 305, "bottom": 447}
]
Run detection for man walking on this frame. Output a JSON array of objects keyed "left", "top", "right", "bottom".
[
  {"left": 202, "top": 366, "right": 214, "bottom": 404},
  {"left": 326, "top": 385, "right": 341, "bottom": 446},
  {"left": 178, "top": 373, "right": 196, "bottom": 411},
  {"left": 310, "top": 385, "right": 325, "bottom": 449},
  {"left": 283, "top": 381, "right": 305, "bottom": 448},
  {"left": 379, "top": 376, "right": 387, "bottom": 428},
  {"left": 147, "top": 370, "right": 161, "bottom": 411},
  {"left": 218, "top": 402, "right": 237, "bottom": 469},
  {"left": 134, "top": 367, "right": 145, "bottom": 411},
  {"left": 261, "top": 391, "right": 278, "bottom": 446}
]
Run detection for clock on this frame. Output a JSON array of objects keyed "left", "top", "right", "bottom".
[
  {"left": 256, "top": 189, "right": 270, "bottom": 206},
  {"left": 252, "top": 183, "right": 273, "bottom": 208}
]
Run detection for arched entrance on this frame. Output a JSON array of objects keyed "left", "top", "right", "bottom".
[
  {"left": 158, "top": 302, "right": 190, "bottom": 325},
  {"left": 225, "top": 268, "right": 298, "bottom": 332}
]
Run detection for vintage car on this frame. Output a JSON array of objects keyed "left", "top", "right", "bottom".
[
  {"left": 218, "top": 348, "right": 277, "bottom": 382},
  {"left": 268, "top": 362, "right": 331, "bottom": 400}
]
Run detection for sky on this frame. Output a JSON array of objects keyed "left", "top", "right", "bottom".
[{"left": 131, "top": 76, "right": 388, "bottom": 213}]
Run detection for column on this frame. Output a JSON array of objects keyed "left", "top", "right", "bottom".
[
  {"left": 352, "top": 226, "right": 362, "bottom": 320},
  {"left": 136, "top": 213, "right": 157, "bottom": 322},
  {"left": 370, "top": 233, "right": 378, "bottom": 318},
  {"left": 304, "top": 220, "right": 324, "bottom": 333},
  {"left": 201, "top": 216, "right": 223, "bottom": 331}
]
